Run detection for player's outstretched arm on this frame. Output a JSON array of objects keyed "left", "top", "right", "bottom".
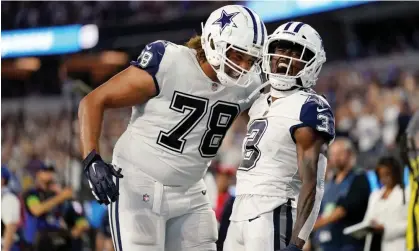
[
  {"left": 78, "top": 66, "right": 157, "bottom": 157},
  {"left": 289, "top": 127, "right": 326, "bottom": 249}
]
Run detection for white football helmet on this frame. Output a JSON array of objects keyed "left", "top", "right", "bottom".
[
  {"left": 262, "top": 22, "right": 326, "bottom": 91},
  {"left": 201, "top": 5, "right": 267, "bottom": 87}
]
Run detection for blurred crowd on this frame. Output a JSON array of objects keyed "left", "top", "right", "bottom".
[
  {"left": 317, "top": 67, "right": 419, "bottom": 169},
  {"left": 1, "top": 107, "right": 130, "bottom": 193}
]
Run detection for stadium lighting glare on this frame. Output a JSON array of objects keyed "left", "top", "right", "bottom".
[{"left": 79, "top": 24, "right": 99, "bottom": 49}]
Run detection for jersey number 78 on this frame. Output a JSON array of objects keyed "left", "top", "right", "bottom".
[{"left": 157, "top": 91, "right": 240, "bottom": 158}]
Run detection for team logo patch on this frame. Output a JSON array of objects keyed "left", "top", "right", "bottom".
[
  {"left": 213, "top": 10, "right": 239, "bottom": 32},
  {"left": 142, "top": 194, "right": 150, "bottom": 202},
  {"left": 211, "top": 82, "right": 219, "bottom": 91}
]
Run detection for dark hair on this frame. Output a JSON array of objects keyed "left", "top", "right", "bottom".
[{"left": 376, "top": 156, "right": 403, "bottom": 186}]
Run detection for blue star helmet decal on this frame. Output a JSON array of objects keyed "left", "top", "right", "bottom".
[{"left": 212, "top": 10, "right": 240, "bottom": 32}]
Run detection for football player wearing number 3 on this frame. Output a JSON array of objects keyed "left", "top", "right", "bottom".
[
  {"left": 224, "top": 22, "right": 336, "bottom": 251},
  {"left": 78, "top": 5, "right": 267, "bottom": 251}
]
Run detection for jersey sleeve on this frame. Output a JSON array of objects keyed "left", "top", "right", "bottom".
[
  {"left": 290, "top": 95, "right": 336, "bottom": 143},
  {"left": 130, "top": 40, "right": 169, "bottom": 95}
]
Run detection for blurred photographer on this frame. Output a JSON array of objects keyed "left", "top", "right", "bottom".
[
  {"left": 21, "top": 164, "right": 73, "bottom": 251},
  {"left": 44, "top": 180, "right": 91, "bottom": 251}
]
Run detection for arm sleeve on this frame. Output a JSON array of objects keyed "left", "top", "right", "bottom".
[
  {"left": 1, "top": 194, "right": 21, "bottom": 224},
  {"left": 290, "top": 95, "right": 336, "bottom": 143},
  {"left": 337, "top": 174, "right": 371, "bottom": 215},
  {"left": 130, "top": 40, "right": 170, "bottom": 96}
]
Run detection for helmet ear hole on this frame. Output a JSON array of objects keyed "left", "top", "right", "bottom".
[{"left": 210, "top": 38, "right": 215, "bottom": 50}]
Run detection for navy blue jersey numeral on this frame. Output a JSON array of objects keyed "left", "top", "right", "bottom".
[
  {"left": 158, "top": 92, "right": 240, "bottom": 158},
  {"left": 239, "top": 119, "right": 268, "bottom": 171}
]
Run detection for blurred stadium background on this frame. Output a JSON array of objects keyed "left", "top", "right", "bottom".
[{"left": 1, "top": 1, "right": 419, "bottom": 251}]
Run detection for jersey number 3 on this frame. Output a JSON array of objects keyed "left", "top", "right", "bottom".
[
  {"left": 157, "top": 91, "right": 240, "bottom": 158},
  {"left": 239, "top": 119, "right": 268, "bottom": 171}
]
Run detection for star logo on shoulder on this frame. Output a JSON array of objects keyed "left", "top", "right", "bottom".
[{"left": 213, "top": 10, "right": 239, "bottom": 32}]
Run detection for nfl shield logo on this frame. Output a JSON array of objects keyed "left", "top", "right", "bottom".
[
  {"left": 211, "top": 82, "right": 218, "bottom": 91},
  {"left": 142, "top": 194, "right": 150, "bottom": 202}
]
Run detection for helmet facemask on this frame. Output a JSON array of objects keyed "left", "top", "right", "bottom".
[{"left": 262, "top": 38, "right": 323, "bottom": 91}]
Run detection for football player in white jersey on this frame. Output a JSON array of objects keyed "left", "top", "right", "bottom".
[
  {"left": 78, "top": 5, "right": 267, "bottom": 251},
  {"left": 224, "top": 22, "right": 335, "bottom": 251}
]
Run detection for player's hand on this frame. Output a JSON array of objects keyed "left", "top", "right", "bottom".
[
  {"left": 280, "top": 244, "right": 302, "bottom": 251},
  {"left": 60, "top": 187, "right": 74, "bottom": 200},
  {"left": 370, "top": 220, "right": 384, "bottom": 233},
  {"left": 83, "top": 150, "right": 123, "bottom": 205}
]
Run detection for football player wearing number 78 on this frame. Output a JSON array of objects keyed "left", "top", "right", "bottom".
[
  {"left": 224, "top": 22, "right": 336, "bottom": 251},
  {"left": 78, "top": 5, "right": 267, "bottom": 251}
]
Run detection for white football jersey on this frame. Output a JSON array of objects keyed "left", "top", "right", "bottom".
[
  {"left": 230, "top": 90, "right": 335, "bottom": 221},
  {"left": 112, "top": 40, "right": 262, "bottom": 186}
]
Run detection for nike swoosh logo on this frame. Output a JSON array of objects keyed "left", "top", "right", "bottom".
[
  {"left": 92, "top": 163, "right": 98, "bottom": 175},
  {"left": 317, "top": 107, "right": 328, "bottom": 112},
  {"left": 146, "top": 45, "right": 152, "bottom": 50}
]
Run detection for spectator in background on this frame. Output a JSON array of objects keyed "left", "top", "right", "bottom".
[
  {"left": 1, "top": 166, "right": 23, "bottom": 251},
  {"left": 312, "top": 138, "right": 371, "bottom": 251},
  {"left": 22, "top": 164, "right": 73, "bottom": 250},
  {"left": 363, "top": 156, "right": 408, "bottom": 251}
]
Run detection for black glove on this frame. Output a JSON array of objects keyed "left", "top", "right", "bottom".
[
  {"left": 83, "top": 150, "right": 123, "bottom": 205},
  {"left": 280, "top": 244, "right": 302, "bottom": 251}
]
